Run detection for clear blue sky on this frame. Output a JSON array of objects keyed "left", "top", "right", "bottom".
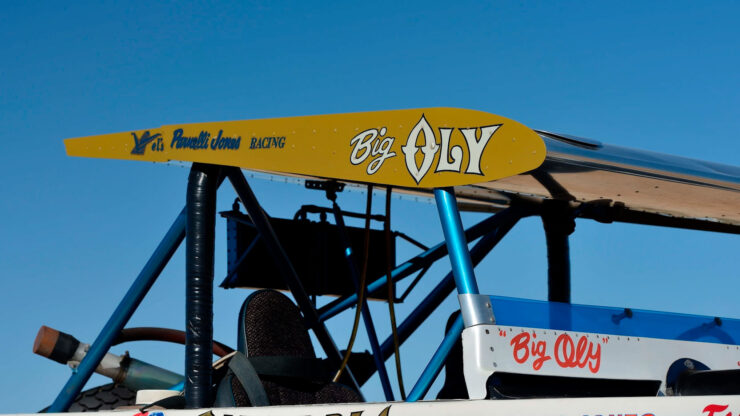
[{"left": 1, "top": 1, "right": 739, "bottom": 412}]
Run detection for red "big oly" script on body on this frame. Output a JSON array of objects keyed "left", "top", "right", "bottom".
[{"left": 510, "top": 332, "right": 602, "bottom": 373}]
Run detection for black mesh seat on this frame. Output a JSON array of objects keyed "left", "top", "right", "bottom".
[{"left": 224, "top": 289, "right": 362, "bottom": 406}]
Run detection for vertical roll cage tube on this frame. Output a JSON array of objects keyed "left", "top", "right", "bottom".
[
  {"left": 47, "top": 207, "right": 189, "bottom": 412},
  {"left": 434, "top": 188, "right": 480, "bottom": 296},
  {"left": 542, "top": 200, "right": 574, "bottom": 304},
  {"left": 405, "top": 187, "right": 487, "bottom": 402},
  {"left": 185, "top": 163, "right": 221, "bottom": 408}
]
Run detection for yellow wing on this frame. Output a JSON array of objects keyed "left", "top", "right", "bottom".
[{"left": 64, "top": 108, "right": 545, "bottom": 188}]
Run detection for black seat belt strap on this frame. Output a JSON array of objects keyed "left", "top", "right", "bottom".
[
  {"left": 248, "top": 356, "right": 332, "bottom": 382},
  {"left": 228, "top": 352, "right": 270, "bottom": 406}
]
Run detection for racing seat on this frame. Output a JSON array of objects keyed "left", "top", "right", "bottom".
[{"left": 215, "top": 289, "right": 362, "bottom": 406}]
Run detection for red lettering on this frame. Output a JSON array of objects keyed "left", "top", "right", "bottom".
[
  {"left": 703, "top": 404, "right": 730, "bottom": 416},
  {"left": 511, "top": 332, "right": 600, "bottom": 373},
  {"left": 575, "top": 335, "right": 588, "bottom": 368},
  {"left": 554, "top": 334, "right": 601, "bottom": 373},
  {"left": 588, "top": 342, "right": 602, "bottom": 373},
  {"left": 532, "top": 340, "right": 551, "bottom": 370},
  {"left": 510, "top": 332, "right": 530, "bottom": 364},
  {"left": 510, "top": 332, "right": 551, "bottom": 370},
  {"left": 555, "top": 333, "right": 575, "bottom": 367}
]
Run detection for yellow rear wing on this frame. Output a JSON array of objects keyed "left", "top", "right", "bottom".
[{"left": 65, "top": 108, "right": 545, "bottom": 188}]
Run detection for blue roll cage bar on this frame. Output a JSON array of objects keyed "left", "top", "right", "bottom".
[{"left": 45, "top": 163, "right": 737, "bottom": 411}]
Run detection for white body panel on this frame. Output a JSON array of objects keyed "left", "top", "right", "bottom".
[
  {"left": 10, "top": 396, "right": 740, "bottom": 416},
  {"left": 462, "top": 325, "right": 740, "bottom": 399}
]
